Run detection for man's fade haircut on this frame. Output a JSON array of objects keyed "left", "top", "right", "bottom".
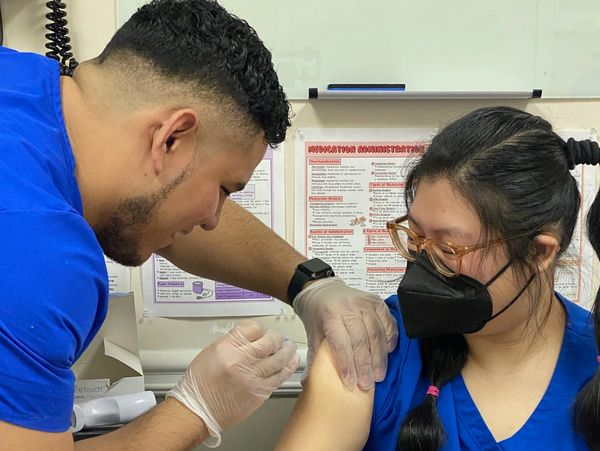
[{"left": 97, "top": 0, "right": 290, "bottom": 146}]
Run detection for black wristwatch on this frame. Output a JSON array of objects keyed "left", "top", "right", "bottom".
[{"left": 287, "top": 258, "right": 335, "bottom": 305}]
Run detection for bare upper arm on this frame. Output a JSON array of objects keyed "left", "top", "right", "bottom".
[
  {"left": 275, "top": 340, "right": 374, "bottom": 451},
  {"left": 0, "top": 420, "right": 74, "bottom": 451}
]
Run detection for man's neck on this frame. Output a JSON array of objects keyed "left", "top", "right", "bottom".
[{"left": 60, "top": 72, "right": 115, "bottom": 230}]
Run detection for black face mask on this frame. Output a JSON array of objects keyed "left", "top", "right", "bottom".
[{"left": 397, "top": 253, "right": 533, "bottom": 338}]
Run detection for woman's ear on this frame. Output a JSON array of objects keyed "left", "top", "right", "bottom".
[{"left": 530, "top": 233, "right": 561, "bottom": 273}]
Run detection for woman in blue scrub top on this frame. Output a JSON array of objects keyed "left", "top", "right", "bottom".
[{"left": 275, "top": 107, "right": 600, "bottom": 451}]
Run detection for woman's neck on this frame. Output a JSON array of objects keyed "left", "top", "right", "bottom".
[{"left": 463, "top": 290, "right": 566, "bottom": 374}]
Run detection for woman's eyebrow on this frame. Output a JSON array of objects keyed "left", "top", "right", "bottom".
[{"left": 407, "top": 214, "right": 474, "bottom": 241}]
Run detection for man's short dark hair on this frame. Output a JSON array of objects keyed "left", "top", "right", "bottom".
[{"left": 98, "top": 0, "right": 290, "bottom": 145}]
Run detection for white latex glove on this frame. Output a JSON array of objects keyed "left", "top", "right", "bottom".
[
  {"left": 293, "top": 277, "right": 399, "bottom": 390},
  {"left": 167, "top": 320, "right": 299, "bottom": 447}
]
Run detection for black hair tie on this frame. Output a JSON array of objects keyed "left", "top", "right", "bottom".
[{"left": 565, "top": 138, "right": 600, "bottom": 170}]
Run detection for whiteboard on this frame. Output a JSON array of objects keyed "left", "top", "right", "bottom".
[{"left": 117, "top": 1, "right": 600, "bottom": 97}]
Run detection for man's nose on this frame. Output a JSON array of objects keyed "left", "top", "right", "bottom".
[
  {"left": 200, "top": 199, "right": 224, "bottom": 231},
  {"left": 200, "top": 214, "right": 219, "bottom": 231}
]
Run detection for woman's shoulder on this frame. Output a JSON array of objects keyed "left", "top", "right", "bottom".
[
  {"left": 363, "top": 296, "right": 429, "bottom": 449},
  {"left": 554, "top": 292, "right": 597, "bottom": 385},
  {"left": 383, "top": 294, "right": 401, "bottom": 322},
  {"left": 374, "top": 295, "right": 424, "bottom": 412},
  {"left": 557, "top": 292, "right": 595, "bottom": 339}
]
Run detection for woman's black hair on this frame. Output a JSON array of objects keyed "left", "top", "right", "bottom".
[
  {"left": 397, "top": 106, "right": 588, "bottom": 450},
  {"left": 573, "top": 138, "right": 600, "bottom": 447}
]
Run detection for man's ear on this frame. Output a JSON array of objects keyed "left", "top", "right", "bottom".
[
  {"left": 530, "top": 233, "right": 561, "bottom": 273},
  {"left": 150, "top": 108, "right": 198, "bottom": 174}
]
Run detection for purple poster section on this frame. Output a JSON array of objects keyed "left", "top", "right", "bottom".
[{"left": 215, "top": 283, "right": 270, "bottom": 300}]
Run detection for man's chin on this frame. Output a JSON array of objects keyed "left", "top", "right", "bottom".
[
  {"left": 136, "top": 250, "right": 155, "bottom": 266},
  {"left": 102, "top": 247, "right": 147, "bottom": 267}
]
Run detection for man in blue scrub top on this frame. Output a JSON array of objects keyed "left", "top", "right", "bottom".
[{"left": 0, "top": 1, "right": 398, "bottom": 449}]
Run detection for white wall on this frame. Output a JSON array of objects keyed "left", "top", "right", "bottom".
[{"left": 1, "top": 0, "right": 114, "bottom": 60}]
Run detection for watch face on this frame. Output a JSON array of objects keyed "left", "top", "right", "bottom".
[{"left": 301, "top": 258, "right": 333, "bottom": 276}]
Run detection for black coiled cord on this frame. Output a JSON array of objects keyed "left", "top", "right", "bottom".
[{"left": 45, "top": 0, "right": 78, "bottom": 76}]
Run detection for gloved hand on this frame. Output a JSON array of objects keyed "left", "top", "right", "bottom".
[
  {"left": 167, "top": 320, "right": 299, "bottom": 447},
  {"left": 293, "top": 277, "right": 399, "bottom": 390}
]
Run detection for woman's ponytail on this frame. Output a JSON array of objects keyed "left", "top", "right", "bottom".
[
  {"left": 397, "top": 335, "right": 468, "bottom": 451},
  {"left": 566, "top": 138, "right": 600, "bottom": 450},
  {"left": 574, "top": 181, "right": 600, "bottom": 448}
]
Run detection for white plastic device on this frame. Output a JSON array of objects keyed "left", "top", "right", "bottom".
[{"left": 70, "top": 391, "right": 157, "bottom": 432}]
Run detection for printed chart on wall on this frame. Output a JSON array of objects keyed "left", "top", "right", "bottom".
[
  {"left": 294, "top": 128, "right": 597, "bottom": 309},
  {"left": 294, "top": 128, "right": 433, "bottom": 298},
  {"left": 142, "top": 146, "right": 286, "bottom": 317},
  {"left": 105, "top": 257, "right": 131, "bottom": 296}
]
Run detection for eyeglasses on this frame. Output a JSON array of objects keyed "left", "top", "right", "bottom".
[{"left": 386, "top": 215, "right": 530, "bottom": 277}]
